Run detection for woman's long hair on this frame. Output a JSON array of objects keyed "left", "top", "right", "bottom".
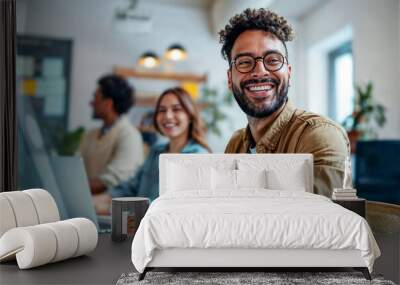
[{"left": 153, "top": 87, "right": 211, "bottom": 153}]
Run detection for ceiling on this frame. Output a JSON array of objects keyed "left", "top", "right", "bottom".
[
  {"left": 148, "top": 0, "right": 214, "bottom": 10},
  {"left": 268, "top": 0, "right": 328, "bottom": 20},
  {"left": 148, "top": 0, "right": 328, "bottom": 20}
]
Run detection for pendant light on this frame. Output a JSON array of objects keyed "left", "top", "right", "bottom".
[
  {"left": 165, "top": 44, "right": 187, "bottom": 61},
  {"left": 138, "top": 51, "right": 160, "bottom": 68}
]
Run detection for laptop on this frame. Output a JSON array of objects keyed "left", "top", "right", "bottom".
[
  {"left": 50, "top": 155, "right": 111, "bottom": 232},
  {"left": 18, "top": 99, "right": 110, "bottom": 231}
]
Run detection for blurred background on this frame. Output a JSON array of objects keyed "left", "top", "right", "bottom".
[
  {"left": 14, "top": 1, "right": 400, "bottom": 282},
  {"left": 16, "top": 0, "right": 400, "bottom": 200},
  {"left": 16, "top": 0, "right": 400, "bottom": 153}
]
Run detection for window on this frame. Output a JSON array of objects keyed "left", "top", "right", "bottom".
[{"left": 328, "top": 42, "right": 354, "bottom": 123}]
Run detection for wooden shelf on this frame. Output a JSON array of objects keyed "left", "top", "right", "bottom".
[
  {"left": 114, "top": 66, "right": 207, "bottom": 83},
  {"left": 136, "top": 96, "right": 208, "bottom": 109}
]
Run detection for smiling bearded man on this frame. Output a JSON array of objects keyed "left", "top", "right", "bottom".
[
  {"left": 232, "top": 70, "right": 288, "bottom": 118},
  {"left": 220, "top": 8, "right": 350, "bottom": 197}
]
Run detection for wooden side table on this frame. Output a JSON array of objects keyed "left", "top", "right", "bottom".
[{"left": 332, "top": 198, "right": 366, "bottom": 218}]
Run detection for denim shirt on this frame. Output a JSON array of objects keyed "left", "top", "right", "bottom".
[{"left": 109, "top": 140, "right": 209, "bottom": 201}]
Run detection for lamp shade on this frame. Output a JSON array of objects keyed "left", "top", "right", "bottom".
[
  {"left": 165, "top": 44, "right": 187, "bottom": 61},
  {"left": 138, "top": 51, "right": 160, "bottom": 68}
]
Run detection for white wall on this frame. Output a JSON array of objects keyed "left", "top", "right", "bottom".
[
  {"left": 210, "top": 0, "right": 275, "bottom": 34},
  {"left": 20, "top": 0, "right": 250, "bottom": 152},
  {"left": 23, "top": 0, "right": 226, "bottom": 128},
  {"left": 298, "top": 0, "right": 400, "bottom": 138},
  {"left": 22, "top": 0, "right": 400, "bottom": 150},
  {"left": 16, "top": 0, "right": 28, "bottom": 33}
]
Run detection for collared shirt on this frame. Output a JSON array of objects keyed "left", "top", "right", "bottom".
[
  {"left": 109, "top": 140, "right": 210, "bottom": 201},
  {"left": 225, "top": 100, "right": 350, "bottom": 197}
]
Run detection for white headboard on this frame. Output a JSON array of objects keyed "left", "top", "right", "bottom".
[{"left": 159, "top": 154, "right": 314, "bottom": 195}]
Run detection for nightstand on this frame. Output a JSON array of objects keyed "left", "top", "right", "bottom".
[{"left": 332, "top": 198, "right": 366, "bottom": 218}]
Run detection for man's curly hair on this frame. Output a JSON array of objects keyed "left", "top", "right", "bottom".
[{"left": 219, "top": 8, "right": 294, "bottom": 62}]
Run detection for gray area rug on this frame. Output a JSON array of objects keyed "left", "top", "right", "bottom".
[{"left": 117, "top": 271, "right": 396, "bottom": 285}]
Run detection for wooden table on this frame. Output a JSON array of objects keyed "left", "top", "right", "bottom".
[{"left": 332, "top": 198, "right": 366, "bottom": 217}]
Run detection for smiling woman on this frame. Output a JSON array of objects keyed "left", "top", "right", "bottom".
[
  {"left": 154, "top": 87, "right": 211, "bottom": 154},
  {"left": 155, "top": 93, "right": 192, "bottom": 148},
  {"left": 92, "top": 87, "right": 211, "bottom": 215}
]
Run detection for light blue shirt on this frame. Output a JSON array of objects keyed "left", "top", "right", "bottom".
[{"left": 108, "top": 140, "right": 209, "bottom": 201}]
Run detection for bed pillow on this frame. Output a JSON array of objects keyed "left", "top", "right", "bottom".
[
  {"left": 211, "top": 169, "right": 268, "bottom": 190},
  {"left": 236, "top": 169, "right": 267, "bottom": 189},
  {"left": 167, "top": 162, "right": 211, "bottom": 191},
  {"left": 211, "top": 168, "right": 237, "bottom": 190},
  {"left": 266, "top": 163, "right": 307, "bottom": 191}
]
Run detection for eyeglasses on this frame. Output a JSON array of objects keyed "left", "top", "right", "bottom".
[{"left": 231, "top": 52, "right": 287, "bottom": 73}]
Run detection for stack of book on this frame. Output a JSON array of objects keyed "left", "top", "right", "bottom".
[{"left": 332, "top": 188, "right": 358, "bottom": 200}]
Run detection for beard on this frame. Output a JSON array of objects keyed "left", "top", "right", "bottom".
[{"left": 232, "top": 77, "right": 289, "bottom": 118}]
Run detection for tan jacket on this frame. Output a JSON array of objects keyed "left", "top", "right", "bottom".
[
  {"left": 225, "top": 101, "right": 350, "bottom": 197},
  {"left": 79, "top": 116, "right": 144, "bottom": 187}
]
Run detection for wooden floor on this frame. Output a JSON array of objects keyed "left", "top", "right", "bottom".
[{"left": 366, "top": 201, "right": 400, "bottom": 284}]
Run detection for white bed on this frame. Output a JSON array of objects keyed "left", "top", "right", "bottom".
[{"left": 131, "top": 154, "right": 380, "bottom": 280}]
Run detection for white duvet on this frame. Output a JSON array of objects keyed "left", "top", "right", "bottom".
[{"left": 131, "top": 190, "right": 380, "bottom": 273}]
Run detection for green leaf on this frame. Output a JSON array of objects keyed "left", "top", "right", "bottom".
[{"left": 347, "top": 81, "right": 386, "bottom": 136}]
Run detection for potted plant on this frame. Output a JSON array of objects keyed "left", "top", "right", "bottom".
[
  {"left": 50, "top": 126, "right": 85, "bottom": 155},
  {"left": 342, "top": 81, "right": 386, "bottom": 153},
  {"left": 199, "top": 86, "right": 234, "bottom": 136}
]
